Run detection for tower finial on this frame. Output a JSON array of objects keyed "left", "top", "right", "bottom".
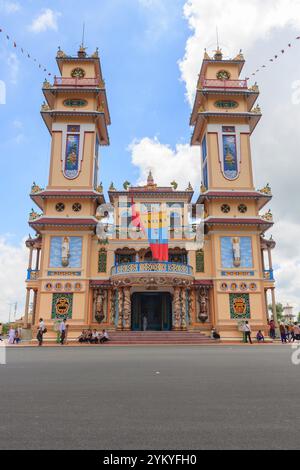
[{"left": 78, "top": 22, "right": 87, "bottom": 57}]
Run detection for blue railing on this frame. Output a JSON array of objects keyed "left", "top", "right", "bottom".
[
  {"left": 111, "top": 261, "right": 193, "bottom": 276},
  {"left": 264, "top": 269, "right": 274, "bottom": 281},
  {"left": 26, "top": 269, "right": 40, "bottom": 281}
]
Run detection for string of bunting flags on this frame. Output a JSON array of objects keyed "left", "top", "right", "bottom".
[
  {"left": 0, "top": 27, "right": 54, "bottom": 77},
  {"left": 245, "top": 35, "right": 300, "bottom": 80}
]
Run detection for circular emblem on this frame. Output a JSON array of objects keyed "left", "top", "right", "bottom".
[
  {"left": 221, "top": 204, "right": 231, "bottom": 214},
  {"left": 231, "top": 282, "right": 238, "bottom": 291},
  {"left": 233, "top": 296, "right": 247, "bottom": 315},
  {"left": 55, "top": 296, "right": 70, "bottom": 316},
  {"left": 74, "top": 282, "right": 82, "bottom": 291},
  {"left": 220, "top": 282, "right": 228, "bottom": 291},
  {"left": 216, "top": 70, "right": 231, "bottom": 80},
  {"left": 249, "top": 283, "right": 257, "bottom": 291},
  {"left": 71, "top": 67, "right": 85, "bottom": 79},
  {"left": 238, "top": 204, "right": 248, "bottom": 214},
  {"left": 65, "top": 282, "right": 72, "bottom": 291},
  {"left": 45, "top": 283, "right": 52, "bottom": 291},
  {"left": 240, "top": 282, "right": 248, "bottom": 291},
  {"left": 55, "top": 282, "right": 63, "bottom": 291}
]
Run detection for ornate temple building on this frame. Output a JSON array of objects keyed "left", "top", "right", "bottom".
[{"left": 24, "top": 45, "right": 277, "bottom": 340}]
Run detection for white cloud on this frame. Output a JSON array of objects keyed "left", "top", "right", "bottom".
[
  {"left": 29, "top": 8, "right": 61, "bottom": 33},
  {"left": 179, "top": 0, "right": 300, "bottom": 105},
  {"left": 0, "top": 1, "right": 21, "bottom": 13},
  {"left": 128, "top": 137, "right": 200, "bottom": 189},
  {"left": 0, "top": 236, "right": 27, "bottom": 323}
]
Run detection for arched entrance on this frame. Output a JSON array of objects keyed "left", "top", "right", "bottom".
[{"left": 131, "top": 292, "right": 172, "bottom": 331}]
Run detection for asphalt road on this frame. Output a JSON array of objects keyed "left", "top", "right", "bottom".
[{"left": 0, "top": 345, "right": 299, "bottom": 450}]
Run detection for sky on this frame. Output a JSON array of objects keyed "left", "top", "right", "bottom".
[{"left": 0, "top": 0, "right": 300, "bottom": 322}]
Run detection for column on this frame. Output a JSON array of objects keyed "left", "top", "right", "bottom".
[
  {"left": 123, "top": 287, "right": 132, "bottom": 331},
  {"left": 23, "top": 288, "right": 31, "bottom": 329},
  {"left": 35, "top": 248, "right": 41, "bottom": 271},
  {"left": 267, "top": 247, "right": 273, "bottom": 279},
  {"left": 172, "top": 287, "right": 181, "bottom": 330},
  {"left": 181, "top": 288, "right": 187, "bottom": 330},
  {"left": 117, "top": 288, "right": 124, "bottom": 330},
  {"left": 32, "top": 289, "right": 38, "bottom": 326},
  {"left": 271, "top": 288, "right": 278, "bottom": 326},
  {"left": 27, "top": 247, "right": 33, "bottom": 279},
  {"left": 264, "top": 289, "right": 269, "bottom": 321}
]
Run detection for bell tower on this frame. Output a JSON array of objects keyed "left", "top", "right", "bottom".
[
  {"left": 190, "top": 48, "right": 276, "bottom": 338},
  {"left": 41, "top": 45, "right": 110, "bottom": 190}
]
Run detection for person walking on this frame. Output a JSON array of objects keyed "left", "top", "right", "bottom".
[
  {"left": 37, "top": 318, "right": 46, "bottom": 346},
  {"left": 243, "top": 321, "right": 252, "bottom": 344},
  {"left": 59, "top": 319, "right": 67, "bottom": 345},
  {"left": 279, "top": 323, "right": 287, "bottom": 343}
]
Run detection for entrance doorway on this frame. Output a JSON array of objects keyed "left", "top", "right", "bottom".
[{"left": 131, "top": 292, "right": 172, "bottom": 331}]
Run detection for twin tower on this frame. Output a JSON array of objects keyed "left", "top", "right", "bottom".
[{"left": 24, "top": 45, "right": 277, "bottom": 340}]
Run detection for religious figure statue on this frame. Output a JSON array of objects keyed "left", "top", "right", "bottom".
[
  {"left": 123, "top": 288, "right": 131, "bottom": 330},
  {"left": 198, "top": 288, "right": 209, "bottom": 323},
  {"left": 232, "top": 237, "right": 241, "bottom": 267},
  {"left": 95, "top": 289, "right": 105, "bottom": 323},
  {"left": 61, "top": 236, "right": 70, "bottom": 267},
  {"left": 173, "top": 287, "right": 181, "bottom": 330}
]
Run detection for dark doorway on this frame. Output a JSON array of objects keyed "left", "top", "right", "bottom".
[{"left": 131, "top": 292, "right": 172, "bottom": 331}]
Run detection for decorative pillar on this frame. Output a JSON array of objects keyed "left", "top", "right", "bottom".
[
  {"left": 23, "top": 288, "right": 31, "bottom": 329},
  {"left": 261, "top": 249, "right": 266, "bottom": 271},
  {"left": 271, "top": 288, "right": 278, "bottom": 326},
  {"left": 181, "top": 288, "right": 187, "bottom": 330},
  {"left": 117, "top": 288, "right": 124, "bottom": 330},
  {"left": 267, "top": 247, "right": 273, "bottom": 271},
  {"left": 123, "top": 287, "right": 132, "bottom": 331},
  {"left": 32, "top": 289, "right": 38, "bottom": 326},
  {"left": 35, "top": 249, "right": 41, "bottom": 271},
  {"left": 264, "top": 289, "right": 269, "bottom": 321},
  {"left": 172, "top": 287, "right": 181, "bottom": 330}
]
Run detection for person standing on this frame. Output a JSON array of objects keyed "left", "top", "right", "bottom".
[
  {"left": 143, "top": 314, "right": 148, "bottom": 331},
  {"left": 8, "top": 326, "right": 15, "bottom": 344},
  {"left": 269, "top": 319, "right": 276, "bottom": 340},
  {"left": 243, "top": 321, "right": 252, "bottom": 344},
  {"left": 279, "top": 323, "right": 287, "bottom": 343},
  {"left": 0, "top": 323, "right": 3, "bottom": 342},
  {"left": 293, "top": 323, "right": 300, "bottom": 341},
  {"left": 37, "top": 318, "right": 46, "bottom": 346},
  {"left": 59, "top": 319, "right": 67, "bottom": 345}
]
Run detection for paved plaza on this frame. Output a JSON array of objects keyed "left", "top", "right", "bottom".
[{"left": 0, "top": 346, "right": 299, "bottom": 450}]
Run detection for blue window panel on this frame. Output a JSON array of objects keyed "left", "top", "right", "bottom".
[{"left": 201, "top": 135, "right": 207, "bottom": 163}]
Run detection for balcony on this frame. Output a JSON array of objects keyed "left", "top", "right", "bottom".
[
  {"left": 264, "top": 269, "right": 274, "bottom": 281},
  {"left": 111, "top": 261, "right": 194, "bottom": 277},
  {"left": 201, "top": 78, "right": 248, "bottom": 90},
  {"left": 27, "top": 269, "right": 40, "bottom": 281},
  {"left": 53, "top": 77, "right": 101, "bottom": 87}
]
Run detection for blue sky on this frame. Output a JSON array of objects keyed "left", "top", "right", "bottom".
[
  {"left": 1, "top": 0, "right": 300, "bottom": 320},
  {"left": 0, "top": 0, "right": 190, "bottom": 241}
]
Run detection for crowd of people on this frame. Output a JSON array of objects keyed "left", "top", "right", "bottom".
[{"left": 78, "top": 329, "right": 110, "bottom": 344}]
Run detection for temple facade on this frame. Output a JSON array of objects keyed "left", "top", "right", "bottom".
[{"left": 24, "top": 46, "right": 277, "bottom": 340}]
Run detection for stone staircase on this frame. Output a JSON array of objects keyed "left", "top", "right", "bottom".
[{"left": 106, "top": 331, "right": 216, "bottom": 345}]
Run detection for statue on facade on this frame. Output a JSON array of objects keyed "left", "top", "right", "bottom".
[
  {"left": 232, "top": 237, "right": 241, "bottom": 267},
  {"left": 62, "top": 237, "right": 70, "bottom": 267},
  {"left": 198, "top": 288, "right": 209, "bottom": 323},
  {"left": 95, "top": 289, "right": 105, "bottom": 323}
]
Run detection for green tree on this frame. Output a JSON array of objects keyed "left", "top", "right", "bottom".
[{"left": 268, "top": 302, "right": 284, "bottom": 321}]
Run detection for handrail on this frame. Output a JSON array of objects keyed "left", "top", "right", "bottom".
[{"left": 111, "top": 261, "right": 194, "bottom": 276}]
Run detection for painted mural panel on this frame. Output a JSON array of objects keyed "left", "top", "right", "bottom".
[
  {"left": 230, "top": 293, "right": 250, "bottom": 319},
  {"left": 50, "top": 237, "right": 82, "bottom": 268},
  {"left": 64, "top": 129, "right": 80, "bottom": 179},
  {"left": 52, "top": 293, "right": 73, "bottom": 319},
  {"left": 221, "top": 237, "right": 253, "bottom": 269},
  {"left": 222, "top": 134, "right": 238, "bottom": 179}
]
